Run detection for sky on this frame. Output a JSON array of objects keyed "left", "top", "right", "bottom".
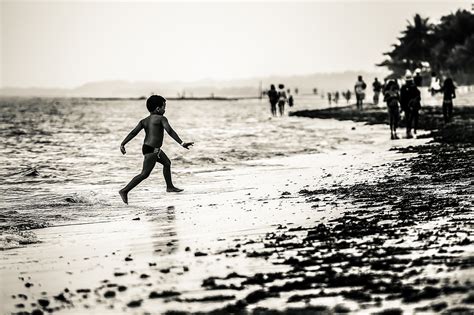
[{"left": 1, "top": 0, "right": 471, "bottom": 88}]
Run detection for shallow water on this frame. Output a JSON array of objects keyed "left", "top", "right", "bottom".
[
  {"left": 0, "top": 95, "right": 369, "bottom": 242},
  {"left": 2, "top": 91, "right": 462, "bottom": 248}
]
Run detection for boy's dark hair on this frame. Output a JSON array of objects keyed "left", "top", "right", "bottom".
[{"left": 146, "top": 95, "right": 166, "bottom": 112}]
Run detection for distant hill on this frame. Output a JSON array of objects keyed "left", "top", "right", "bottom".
[{"left": 0, "top": 71, "right": 387, "bottom": 98}]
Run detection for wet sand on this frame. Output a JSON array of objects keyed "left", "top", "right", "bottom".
[{"left": 1, "top": 106, "right": 473, "bottom": 314}]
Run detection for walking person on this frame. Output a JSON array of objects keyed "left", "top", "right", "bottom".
[
  {"left": 383, "top": 80, "right": 400, "bottom": 140},
  {"left": 267, "top": 84, "right": 279, "bottom": 117},
  {"left": 372, "top": 77, "right": 382, "bottom": 105},
  {"left": 400, "top": 74, "right": 421, "bottom": 138},
  {"left": 354, "top": 75, "right": 367, "bottom": 110},
  {"left": 327, "top": 92, "right": 332, "bottom": 106},
  {"left": 442, "top": 78, "right": 456, "bottom": 123},
  {"left": 277, "top": 84, "right": 287, "bottom": 116}
]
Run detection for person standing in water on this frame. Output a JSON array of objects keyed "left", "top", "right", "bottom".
[
  {"left": 354, "top": 75, "right": 367, "bottom": 110},
  {"left": 277, "top": 84, "right": 287, "bottom": 116},
  {"left": 442, "top": 78, "right": 456, "bottom": 123},
  {"left": 119, "top": 95, "right": 194, "bottom": 204},
  {"left": 372, "top": 78, "right": 382, "bottom": 105},
  {"left": 334, "top": 91, "right": 340, "bottom": 105},
  {"left": 345, "top": 90, "right": 351, "bottom": 104},
  {"left": 327, "top": 92, "right": 332, "bottom": 106},
  {"left": 267, "top": 84, "right": 279, "bottom": 117},
  {"left": 287, "top": 89, "right": 294, "bottom": 108}
]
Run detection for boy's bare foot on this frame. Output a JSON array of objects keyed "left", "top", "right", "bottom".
[
  {"left": 167, "top": 187, "right": 183, "bottom": 193},
  {"left": 119, "top": 189, "right": 128, "bottom": 204}
]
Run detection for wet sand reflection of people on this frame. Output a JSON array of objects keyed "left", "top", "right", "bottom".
[{"left": 267, "top": 84, "right": 278, "bottom": 117}]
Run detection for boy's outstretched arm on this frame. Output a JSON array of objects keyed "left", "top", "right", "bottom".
[
  {"left": 120, "top": 121, "right": 143, "bottom": 154},
  {"left": 162, "top": 117, "right": 194, "bottom": 149}
]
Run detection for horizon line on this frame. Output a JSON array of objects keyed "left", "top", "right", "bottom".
[{"left": 1, "top": 69, "right": 389, "bottom": 90}]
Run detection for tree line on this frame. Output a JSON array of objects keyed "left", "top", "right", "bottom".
[{"left": 378, "top": 9, "right": 474, "bottom": 85}]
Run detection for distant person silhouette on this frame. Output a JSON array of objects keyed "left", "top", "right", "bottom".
[
  {"left": 277, "top": 84, "right": 287, "bottom": 116},
  {"left": 327, "top": 92, "right": 332, "bottom": 106},
  {"left": 372, "top": 78, "right": 382, "bottom": 105},
  {"left": 354, "top": 75, "right": 367, "bottom": 110},
  {"left": 287, "top": 89, "right": 294, "bottom": 107},
  {"left": 267, "top": 84, "right": 279, "bottom": 117},
  {"left": 430, "top": 72, "right": 441, "bottom": 96},
  {"left": 383, "top": 80, "right": 400, "bottom": 140},
  {"left": 345, "top": 90, "right": 351, "bottom": 104},
  {"left": 442, "top": 78, "right": 456, "bottom": 123},
  {"left": 400, "top": 74, "right": 421, "bottom": 138},
  {"left": 334, "top": 91, "right": 339, "bottom": 105},
  {"left": 119, "top": 95, "right": 194, "bottom": 204},
  {"left": 414, "top": 69, "right": 423, "bottom": 87}
]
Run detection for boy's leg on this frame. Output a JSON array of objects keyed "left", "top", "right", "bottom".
[
  {"left": 119, "top": 153, "right": 158, "bottom": 204},
  {"left": 156, "top": 150, "right": 183, "bottom": 192}
]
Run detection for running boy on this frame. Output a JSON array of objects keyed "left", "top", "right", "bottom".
[{"left": 119, "top": 95, "right": 194, "bottom": 204}]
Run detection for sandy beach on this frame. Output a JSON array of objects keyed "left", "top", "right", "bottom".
[{"left": 2, "top": 100, "right": 472, "bottom": 314}]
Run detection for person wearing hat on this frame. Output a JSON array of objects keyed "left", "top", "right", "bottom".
[{"left": 400, "top": 72, "right": 421, "bottom": 138}]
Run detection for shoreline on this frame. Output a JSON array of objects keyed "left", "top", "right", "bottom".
[
  {"left": 0, "top": 95, "right": 256, "bottom": 101},
  {"left": 289, "top": 103, "right": 474, "bottom": 132},
  {"left": 1, "top": 106, "right": 473, "bottom": 314},
  {"left": 1, "top": 121, "right": 420, "bottom": 314}
]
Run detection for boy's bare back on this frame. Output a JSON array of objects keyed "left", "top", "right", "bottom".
[{"left": 142, "top": 115, "right": 167, "bottom": 148}]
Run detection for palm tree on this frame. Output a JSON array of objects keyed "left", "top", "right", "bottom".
[
  {"left": 378, "top": 10, "right": 474, "bottom": 84},
  {"left": 398, "top": 14, "right": 433, "bottom": 69},
  {"left": 430, "top": 10, "right": 474, "bottom": 76},
  {"left": 377, "top": 14, "right": 433, "bottom": 76}
]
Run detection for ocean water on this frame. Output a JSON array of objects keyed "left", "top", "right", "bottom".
[{"left": 0, "top": 92, "right": 457, "bottom": 249}]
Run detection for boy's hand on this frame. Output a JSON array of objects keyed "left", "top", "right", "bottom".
[
  {"left": 120, "top": 145, "right": 126, "bottom": 155},
  {"left": 181, "top": 142, "right": 194, "bottom": 150}
]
